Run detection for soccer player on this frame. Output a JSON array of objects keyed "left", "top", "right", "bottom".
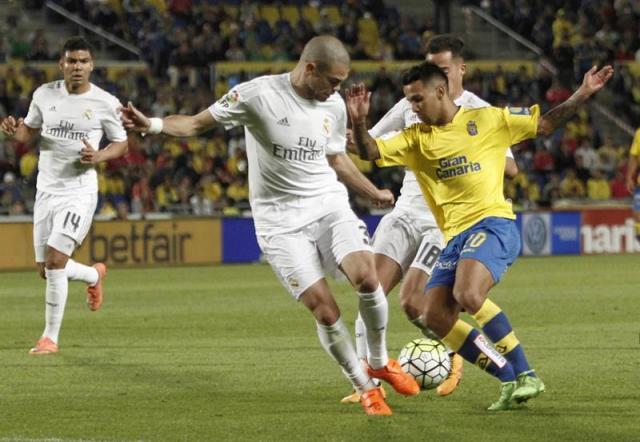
[
  {"left": 347, "top": 62, "right": 613, "bottom": 410},
  {"left": 342, "top": 34, "right": 519, "bottom": 404},
  {"left": 0, "top": 37, "right": 129, "bottom": 354},
  {"left": 119, "top": 35, "right": 419, "bottom": 416},
  {"left": 625, "top": 128, "right": 640, "bottom": 241}
]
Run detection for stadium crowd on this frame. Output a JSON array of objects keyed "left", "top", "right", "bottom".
[{"left": 0, "top": 0, "right": 636, "bottom": 218}]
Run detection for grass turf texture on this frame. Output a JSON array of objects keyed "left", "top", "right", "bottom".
[{"left": 1, "top": 255, "right": 638, "bottom": 441}]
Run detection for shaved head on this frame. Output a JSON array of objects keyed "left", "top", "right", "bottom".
[{"left": 299, "top": 35, "right": 350, "bottom": 70}]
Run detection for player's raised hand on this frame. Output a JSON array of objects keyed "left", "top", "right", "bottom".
[
  {"left": 579, "top": 65, "right": 614, "bottom": 97},
  {"left": 80, "top": 138, "right": 102, "bottom": 164},
  {"left": 119, "top": 101, "right": 151, "bottom": 133},
  {"left": 345, "top": 83, "right": 371, "bottom": 122},
  {"left": 372, "top": 188, "right": 395, "bottom": 208},
  {"left": 1, "top": 116, "right": 23, "bottom": 137}
]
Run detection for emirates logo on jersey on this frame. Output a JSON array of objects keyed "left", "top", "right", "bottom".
[{"left": 44, "top": 120, "right": 89, "bottom": 141}]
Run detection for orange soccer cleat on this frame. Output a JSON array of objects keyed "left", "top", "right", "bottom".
[
  {"left": 340, "top": 385, "right": 387, "bottom": 404},
  {"left": 86, "top": 263, "right": 107, "bottom": 311},
  {"left": 437, "top": 353, "right": 464, "bottom": 397},
  {"left": 28, "top": 336, "right": 59, "bottom": 355},
  {"left": 366, "top": 359, "right": 420, "bottom": 396},
  {"left": 360, "top": 387, "right": 392, "bottom": 416}
]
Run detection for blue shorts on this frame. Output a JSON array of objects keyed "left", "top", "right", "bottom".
[
  {"left": 427, "top": 217, "right": 521, "bottom": 289},
  {"left": 633, "top": 187, "right": 640, "bottom": 212}
]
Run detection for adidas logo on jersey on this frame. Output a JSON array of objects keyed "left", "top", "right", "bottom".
[{"left": 276, "top": 117, "right": 290, "bottom": 126}]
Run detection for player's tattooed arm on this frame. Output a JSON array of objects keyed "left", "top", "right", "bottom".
[
  {"left": 537, "top": 65, "right": 613, "bottom": 136},
  {"left": 346, "top": 83, "right": 381, "bottom": 161}
]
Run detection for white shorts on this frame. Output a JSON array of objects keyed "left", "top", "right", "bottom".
[
  {"left": 33, "top": 190, "right": 97, "bottom": 262},
  {"left": 372, "top": 208, "right": 445, "bottom": 275},
  {"left": 257, "top": 209, "right": 372, "bottom": 299}
]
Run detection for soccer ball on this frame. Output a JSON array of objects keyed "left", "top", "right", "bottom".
[{"left": 398, "top": 338, "right": 451, "bottom": 390}]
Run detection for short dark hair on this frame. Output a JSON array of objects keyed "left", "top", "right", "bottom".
[
  {"left": 401, "top": 62, "right": 449, "bottom": 89},
  {"left": 61, "top": 36, "right": 94, "bottom": 57},
  {"left": 425, "top": 34, "right": 465, "bottom": 59}
]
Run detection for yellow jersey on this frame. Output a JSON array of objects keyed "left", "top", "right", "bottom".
[
  {"left": 631, "top": 128, "right": 640, "bottom": 185},
  {"left": 375, "top": 105, "right": 539, "bottom": 242}
]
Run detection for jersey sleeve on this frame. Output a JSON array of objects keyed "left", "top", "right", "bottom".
[
  {"left": 369, "top": 99, "right": 409, "bottom": 138},
  {"left": 325, "top": 100, "right": 347, "bottom": 155},
  {"left": 208, "top": 82, "right": 255, "bottom": 129},
  {"left": 374, "top": 126, "right": 418, "bottom": 168},
  {"left": 102, "top": 96, "right": 128, "bottom": 142},
  {"left": 630, "top": 128, "right": 640, "bottom": 157},
  {"left": 23, "top": 89, "right": 43, "bottom": 129},
  {"left": 502, "top": 105, "right": 540, "bottom": 146}
]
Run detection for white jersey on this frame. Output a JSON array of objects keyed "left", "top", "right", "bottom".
[
  {"left": 24, "top": 81, "right": 127, "bottom": 196},
  {"left": 370, "top": 90, "right": 514, "bottom": 220},
  {"left": 209, "top": 73, "right": 350, "bottom": 236}
]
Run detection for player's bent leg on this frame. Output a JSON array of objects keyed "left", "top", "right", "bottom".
[
  {"left": 66, "top": 258, "right": 100, "bottom": 284},
  {"left": 423, "top": 285, "right": 518, "bottom": 410},
  {"left": 400, "top": 266, "right": 464, "bottom": 397},
  {"left": 341, "top": 251, "right": 390, "bottom": 368},
  {"left": 299, "top": 279, "right": 391, "bottom": 414},
  {"left": 374, "top": 253, "right": 403, "bottom": 296},
  {"left": 457, "top": 258, "right": 544, "bottom": 402},
  {"left": 86, "top": 263, "right": 107, "bottom": 311},
  {"left": 37, "top": 262, "right": 46, "bottom": 280},
  {"left": 451, "top": 258, "right": 494, "bottom": 314}
]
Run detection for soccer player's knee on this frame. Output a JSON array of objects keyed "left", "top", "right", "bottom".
[
  {"left": 399, "top": 292, "right": 421, "bottom": 319},
  {"left": 312, "top": 304, "right": 341, "bottom": 325},
  {"left": 45, "top": 254, "right": 67, "bottom": 270},
  {"left": 37, "top": 266, "right": 46, "bottom": 279},
  {"left": 351, "top": 271, "right": 379, "bottom": 293},
  {"left": 453, "top": 286, "right": 485, "bottom": 314},
  {"left": 424, "top": 307, "right": 455, "bottom": 337}
]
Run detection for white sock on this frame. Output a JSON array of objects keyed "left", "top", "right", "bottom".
[
  {"left": 358, "top": 284, "right": 389, "bottom": 370},
  {"left": 316, "top": 318, "right": 374, "bottom": 393},
  {"left": 43, "top": 268, "right": 69, "bottom": 344},
  {"left": 354, "top": 313, "right": 368, "bottom": 360},
  {"left": 65, "top": 259, "right": 99, "bottom": 285}
]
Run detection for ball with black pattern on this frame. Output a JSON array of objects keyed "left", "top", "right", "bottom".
[{"left": 398, "top": 338, "right": 451, "bottom": 390}]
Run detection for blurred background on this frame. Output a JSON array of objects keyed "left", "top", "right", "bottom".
[{"left": 0, "top": 0, "right": 638, "bottom": 267}]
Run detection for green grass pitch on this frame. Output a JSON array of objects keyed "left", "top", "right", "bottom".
[{"left": 1, "top": 255, "right": 638, "bottom": 441}]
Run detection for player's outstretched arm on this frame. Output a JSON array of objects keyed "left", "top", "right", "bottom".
[
  {"left": 346, "top": 83, "right": 381, "bottom": 161},
  {"left": 120, "top": 102, "right": 217, "bottom": 137},
  {"left": 0, "top": 116, "right": 39, "bottom": 144},
  {"left": 537, "top": 65, "right": 614, "bottom": 137},
  {"left": 327, "top": 152, "right": 394, "bottom": 208}
]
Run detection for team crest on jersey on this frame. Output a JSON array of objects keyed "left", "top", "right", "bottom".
[
  {"left": 217, "top": 89, "right": 240, "bottom": 109},
  {"left": 508, "top": 107, "right": 531, "bottom": 115},
  {"left": 287, "top": 276, "right": 299, "bottom": 289},
  {"left": 466, "top": 120, "right": 478, "bottom": 136},
  {"left": 322, "top": 115, "right": 331, "bottom": 136},
  {"left": 83, "top": 109, "right": 94, "bottom": 120}
]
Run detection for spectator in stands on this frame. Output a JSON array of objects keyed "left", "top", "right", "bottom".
[
  {"left": 560, "top": 168, "right": 586, "bottom": 198},
  {"left": 610, "top": 170, "right": 630, "bottom": 198},
  {"left": 587, "top": 169, "right": 612, "bottom": 199},
  {"left": 168, "top": 41, "right": 198, "bottom": 88},
  {"left": 226, "top": 175, "right": 249, "bottom": 208},
  {"left": 131, "top": 175, "right": 154, "bottom": 215},
  {"left": 156, "top": 174, "right": 179, "bottom": 212}
]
